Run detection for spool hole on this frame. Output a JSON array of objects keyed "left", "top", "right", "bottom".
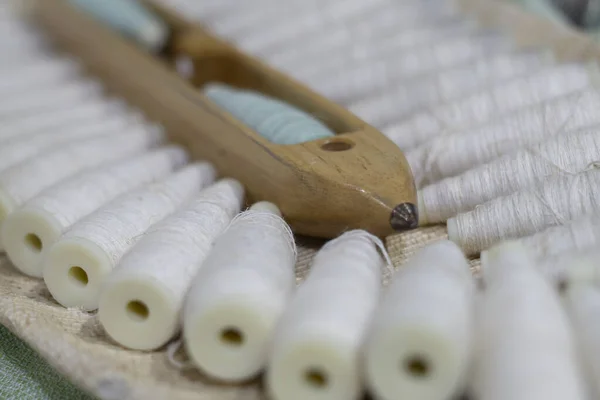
[
  {"left": 320, "top": 138, "right": 354, "bottom": 152},
  {"left": 68, "top": 266, "right": 89, "bottom": 287},
  {"left": 303, "top": 367, "right": 329, "bottom": 389},
  {"left": 24, "top": 233, "right": 43, "bottom": 253},
  {"left": 403, "top": 354, "right": 431, "bottom": 379},
  {"left": 219, "top": 327, "right": 244, "bottom": 347},
  {"left": 126, "top": 300, "right": 149, "bottom": 322}
]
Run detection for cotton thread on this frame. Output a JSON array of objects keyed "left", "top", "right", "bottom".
[
  {"left": 407, "top": 87, "right": 600, "bottom": 187},
  {"left": 68, "top": 0, "right": 168, "bottom": 52},
  {"left": 365, "top": 240, "right": 475, "bottom": 400},
  {"left": 0, "top": 56, "right": 80, "bottom": 94},
  {"left": 535, "top": 248, "right": 600, "bottom": 289},
  {"left": 0, "top": 79, "right": 104, "bottom": 118},
  {"left": 0, "top": 98, "right": 130, "bottom": 143},
  {"left": 265, "top": 229, "right": 389, "bottom": 400},
  {"left": 0, "top": 127, "right": 165, "bottom": 246},
  {"left": 387, "top": 62, "right": 595, "bottom": 154},
  {"left": 447, "top": 168, "right": 600, "bottom": 255},
  {"left": 43, "top": 162, "right": 216, "bottom": 311},
  {"left": 297, "top": 33, "right": 513, "bottom": 102},
  {"left": 0, "top": 114, "right": 140, "bottom": 175},
  {"left": 268, "top": 4, "right": 474, "bottom": 75},
  {"left": 472, "top": 241, "right": 587, "bottom": 400},
  {"left": 178, "top": 0, "right": 369, "bottom": 40},
  {"left": 419, "top": 126, "right": 600, "bottom": 224},
  {"left": 182, "top": 201, "right": 297, "bottom": 382},
  {"left": 349, "top": 50, "right": 553, "bottom": 127},
  {"left": 564, "top": 284, "right": 600, "bottom": 399},
  {"left": 3, "top": 145, "right": 188, "bottom": 278},
  {"left": 229, "top": 0, "right": 394, "bottom": 54},
  {"left": 272, "top": 20, "right": 481, "bottom": 104},
  {"left": 268, "top": 1, "right": 468, "bottom": 81},
  {"left": 203, "top": 83, "right": 334, "bottom": 145},
  {"left": 97, "top": 179, "right": 245, "bottom": 351},
  {"left": 517, "top": 213, "right": 600, "bottom": 263}
]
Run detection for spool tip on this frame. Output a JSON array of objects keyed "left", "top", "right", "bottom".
[
  {"left": 250, "top": 201, "right": 281, "bottom": 217},
  {"left": 390, "top": 203, "right": 418, "bottom": 231}
]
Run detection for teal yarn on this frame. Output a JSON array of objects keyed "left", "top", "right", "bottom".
[
  {"left": 68, "top": 0, "right": 168, "bottom": 52},
  {"left": 203, "top": 83, "right": 335, "bottom": 145}
]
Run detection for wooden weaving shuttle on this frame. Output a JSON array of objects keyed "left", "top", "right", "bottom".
[{"left": 23, "top": 0, "right": 418, "bottom": 239}]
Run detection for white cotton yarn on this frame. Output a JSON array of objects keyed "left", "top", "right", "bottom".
[
  {"left": 272, "top": 21, "right": 481, "bottom": 102},
  {"left": 535, "top": 248, "right": 600, "bottom": 289},
  {"left": 364, "top": 240, "right": 474, "bottom": 400},
  {"left": 0, "top": 98, "right": 129, "bottom": 143},
  {"left": 349, "top": 50, "right": 554, "bottom": 128},
  {"left": 265, "top": 230, "right": 388, "bottom": 400},
  {"left": 0, "top": 126, "right": 164, "bottom": 229},
  {"left": 97, "top": 179, "right": 245, "bottom": 351},
  {"left": 472, "top": 241, "right": 587, "bottom": 400},
  {"left": 0, "top": 79, "right": 104, "bottom": 117},
  {"left": 182, "top": 201, "right": 297, "bottom": 382},
  {"left": 419, "top": 126, "right": 600, "bottom": 224},
  {"left": 3, "top": 146, "right": 187, "bottom": 278},
  {"left": 229, "top": 0, "right": 394, "bottom": 54},
  {"left": 265, "top": 1, "right": 466, "bottom": 80},
  {"left": 564, "top": 284, "right": 600, "bottom": 399},
  {"left": 298, "top": 33, "right": 513, "bottom": 105},
  {"left": 269, "top": 11, "right": 477, "bottom": 77},
  {"left": 0, "top": 113, "right": 139, "bottom": 174},
  {"left": 407, "top": 87, "right": 600, "bottom": 187},
  {"left": 387, "top": 63, "right": 597, "bottom": 153},
  {"left": 195, "top": 0, "right": 370, "bottom": 39},
  {"left": 0, "top": 56, "right": 80, "bottom": 94},
  {"left": 448, "top": 168, "right": 600, "bottom": 255},
  {"left": 43, "top": 162, "right": 216, "bottom": 311},
  {"left": 518, "top": 213, "right": 600, "bottom": 264}
]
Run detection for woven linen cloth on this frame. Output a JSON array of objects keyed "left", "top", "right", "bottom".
[
  {"left": 0, "top": 226, "right": 476, "bottom": 400},
  {"left": 0, "top": 324, "right": 94, "bottom": 399}
]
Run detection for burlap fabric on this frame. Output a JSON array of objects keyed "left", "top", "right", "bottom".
[{"left": 0, "top": 225, "right": 482, "bottom": 400}]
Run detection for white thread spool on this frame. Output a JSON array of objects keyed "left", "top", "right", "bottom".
[
  {"left": 97, "top": 179, "right": 245, "bottom": 351},
  {"left": 564, "top": 284, "right": 600, "bottom": 399},
  {"left": 419, "top": 127, "right": 600, "bottom": 224},
  {"left": 0, "top": 79, "right": 104, "bottom": 117},
  {"left": 3, "top": 146, "right": 187, "bottom": 277},
  {"left": 0, "top": 114, "right": 138, "bottom": 174},
  {"left": 0, "top": 24, "right": 43, "bottom": 52},
  {"left": 288, "top": 22, "right": 482, "bottom": 106},
  {"left": 0, "top": 98, "right": 129, "bottom": 143},
  {"left": 202, "top": 0, "right": 362, "bottom": 39},
  {"left": 536, "top": 248, "right": 600, "bottom": 289},
  {"left": 387, "top": 63, "right": 595, "bottom": 154},
  {"left": 265, "top": 230, "right": 387, "bottom": 400},
  {"left": 297, "top": 33, "right": 513, "bottom": 99},
  {"left": 0, "top": 127, "right": 164, "bottom": 233},
  {"left": 448, "top": 168, "right": 600, "bottom": 255},
  {"left": 472, "top": 241, "right": 587, "bottom": 400},
  {"left": 182, "top": 201, "right": 296, "bottom": 382},
  {"left": 266, "top": 1, "right": 465, "bottom": 79},
  {"left": 407, "top": 87, "right": 600, "bottom": 187},
  {"left": 43, "top": 162, "right": 216, "bottom": 311},
  {"left": 517, "top": 213, "right": 600, "bottom": 263},
  {"left": 271, "top": 18, "right": 478, "bottom": 87},
  {"left": 364, "top": 240, "right": 474, "bottom": 400},
  {"left": 0, "top": 57, "right": 80, "bottom": 94},
  {"left": 349, "top": 50, "right": 554, "bottom": 127},
  {"left": 231, "top": 0, "right": 393, "bottom": 54}
]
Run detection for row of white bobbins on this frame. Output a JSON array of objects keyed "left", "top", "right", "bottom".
[{"left": 93, "top": 208, "right": 472, "bottom": 400}]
